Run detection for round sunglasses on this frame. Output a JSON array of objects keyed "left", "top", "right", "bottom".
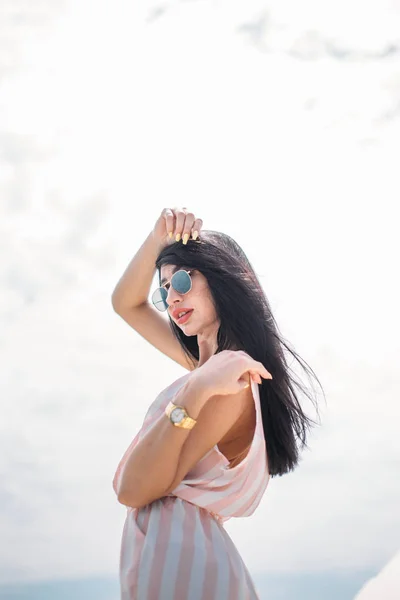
[{"left": 151, "top": 269, "right": 194, "bottom": 312}]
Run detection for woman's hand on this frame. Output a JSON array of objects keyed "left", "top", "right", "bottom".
[
  {"left": 193, "top": 350, "right": 273, "bottom": 398},
  {"left": 152, "top": 207, "right": 203, "bottom": 248}
]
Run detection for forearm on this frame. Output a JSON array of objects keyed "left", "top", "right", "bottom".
[
  {"left": 111, "top": 231, "right": 165, "bottom": 310},
  {"left": 117, "top": 375, "right": 210, "bottom": 508}
]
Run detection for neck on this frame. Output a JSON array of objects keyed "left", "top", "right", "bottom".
[
  {"left": 196, "top": 323, "right": 219, "bottom": 368},
  {"left": 196, "top": 323, "right": 242, "bottom": 368}
]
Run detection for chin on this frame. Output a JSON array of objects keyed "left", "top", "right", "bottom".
[
  {"left": 181, "top": 324, "right": 196, "bottom": 333},
  {"left": 182, "top": 323, "right": 199, "bottom": 336}
]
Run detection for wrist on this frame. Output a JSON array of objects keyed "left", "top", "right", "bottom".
[
  {"left": 175, "top": 372, "right": 211, "bottom": 420},
  {"left": 150, "top": 230, "right": 167, "bottom": 253}
]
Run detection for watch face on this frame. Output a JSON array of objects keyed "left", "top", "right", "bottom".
[{"left": 171, "top": 407, "right": 185, "bottom": 424}]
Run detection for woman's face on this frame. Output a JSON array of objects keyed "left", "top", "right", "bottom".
[{"left": 159, "top": 265, "right": 220, "bottom": 336}]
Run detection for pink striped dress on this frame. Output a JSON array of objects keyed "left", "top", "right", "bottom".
[{"left": 113, "top": 372, "right": 270, "bottom": 600}]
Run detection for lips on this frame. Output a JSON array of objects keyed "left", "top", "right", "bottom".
[
  {"left": 176, "top": 309, "right": 194, "bottom": 324},
  {"left": 172, "top": 307, "right": 193, "bottom": 320}
]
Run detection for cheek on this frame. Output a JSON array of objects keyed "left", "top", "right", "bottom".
[
  {"left": 202, "top": 291, "right": 218, "bottom": 319},
  {"left": 189, "top": 286, "right": 213, "bottom": 311}
]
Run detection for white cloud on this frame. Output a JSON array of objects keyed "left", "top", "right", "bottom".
[{"left": 1, "top": 0, "right": 399, "bottom": 585}]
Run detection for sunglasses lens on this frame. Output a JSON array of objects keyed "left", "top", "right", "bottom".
[
  {"left": 151, "top": 287, "right": 168, "bottom": 311},
  {"left": 171, "top": 270, "right": 192, "bottom": 294},
  {"left": 152, "top": 270, "right": 192, "bottom": 311}
]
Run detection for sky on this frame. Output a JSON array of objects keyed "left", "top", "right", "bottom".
[{"left": 1, "top": 0, "right": 399, "bottom": 599}]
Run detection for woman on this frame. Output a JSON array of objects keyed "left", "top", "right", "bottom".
[{"left": 111, "top": 207, "right": 323, "bottom": 600}]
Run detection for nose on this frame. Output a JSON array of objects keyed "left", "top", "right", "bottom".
[{"left": 166, "top": 285, "right": 184, "bottom": 307}]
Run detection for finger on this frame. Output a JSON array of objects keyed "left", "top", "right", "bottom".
[
  {"left": 249, "top": 370, "right": 262, "bottom": 384},
  {"left": 191, "top": 218, "right": 203, "bottom": 240},
  {"left": 173, "top": 209, "right": 186, "bottom": 241},
  {"left": 163, "top": 208, "right": 175, "bottom": 238},
  {"left": 181, "top": 212, "right": 196, "bottom": 245},
  {"left": 258, "top": 364, "right": 273, "bottom": 379},
  {"left": 235, "top": 351, "right": 271, "bottom": 381},
  {"left": 248, "top": 358, "right": 272, "bottom": 380},
  {"left": 249, "top": 359, "right": 272, "bottom": 379}
]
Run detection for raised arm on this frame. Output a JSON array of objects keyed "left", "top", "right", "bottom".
[{"left": 111, "top": 208, "right": 202, "bottom": 370}]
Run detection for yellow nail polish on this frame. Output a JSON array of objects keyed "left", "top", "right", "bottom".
[
  {"left": 169, "top": 232, "right": 173, "bottom": 238},
  {"left": 182, "top": 233, "right": 189, "bottom": 245},
  {"left": 175, "top": 233, "right": 181, "bottom": 242},
  {"left": 192, "top": 230, "right": 198, "bottom": 240}
]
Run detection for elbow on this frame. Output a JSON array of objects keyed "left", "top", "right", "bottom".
[
  {"left": 117, "top": 486, "right": 168, "bottom": 510},
  {"left": 115, "top": 477, "right": 135, "bottom": 507},
  {"left": 111, "top": 293, "right": 122, "bottom": 313},
  {"left": 111, "top": 295, "right": 142, "bottom": 315},
  {"left": 117, "top": 489, "right": 139, "bottom": 509},
  {"left": 117, "top": 482, "right": 146, "bottom": 509}
]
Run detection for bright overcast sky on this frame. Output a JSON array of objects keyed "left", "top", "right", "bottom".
[{"left": 1, "top": 1, "right": 399, "bottom": 598}]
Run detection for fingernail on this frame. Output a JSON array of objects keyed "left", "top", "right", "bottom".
[
  {"left": 192, "top": 230, "right": 198, "bottom": 240},
  {"left": 169, "top": 232, "right": 173, "bottom": 238},
  {"left": 175, "top": 233, "right": 181, "bottom": 242},
  {"left": 182, "top": 233, "right": 189, "bottom": 245}
]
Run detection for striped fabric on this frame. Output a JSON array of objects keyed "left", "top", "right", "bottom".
[{"left": 113, "top": 372, "right": 270, "bottom": 600}]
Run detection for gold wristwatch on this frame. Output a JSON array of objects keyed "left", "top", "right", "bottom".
[{"left": 165, "top": 401, "right": 197, "bottom": 429}]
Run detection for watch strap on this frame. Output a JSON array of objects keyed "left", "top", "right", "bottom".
[{"left": 165, "top": 401, "right": 197, "bottom": 429}]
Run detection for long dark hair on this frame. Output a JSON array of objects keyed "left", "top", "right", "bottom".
[{"left": 155, "top": 230, "right": 324, "bottom": 477}]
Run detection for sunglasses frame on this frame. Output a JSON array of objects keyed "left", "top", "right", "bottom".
[{"left": 152, "top": 269, "right": 194, "bottom": 312}]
